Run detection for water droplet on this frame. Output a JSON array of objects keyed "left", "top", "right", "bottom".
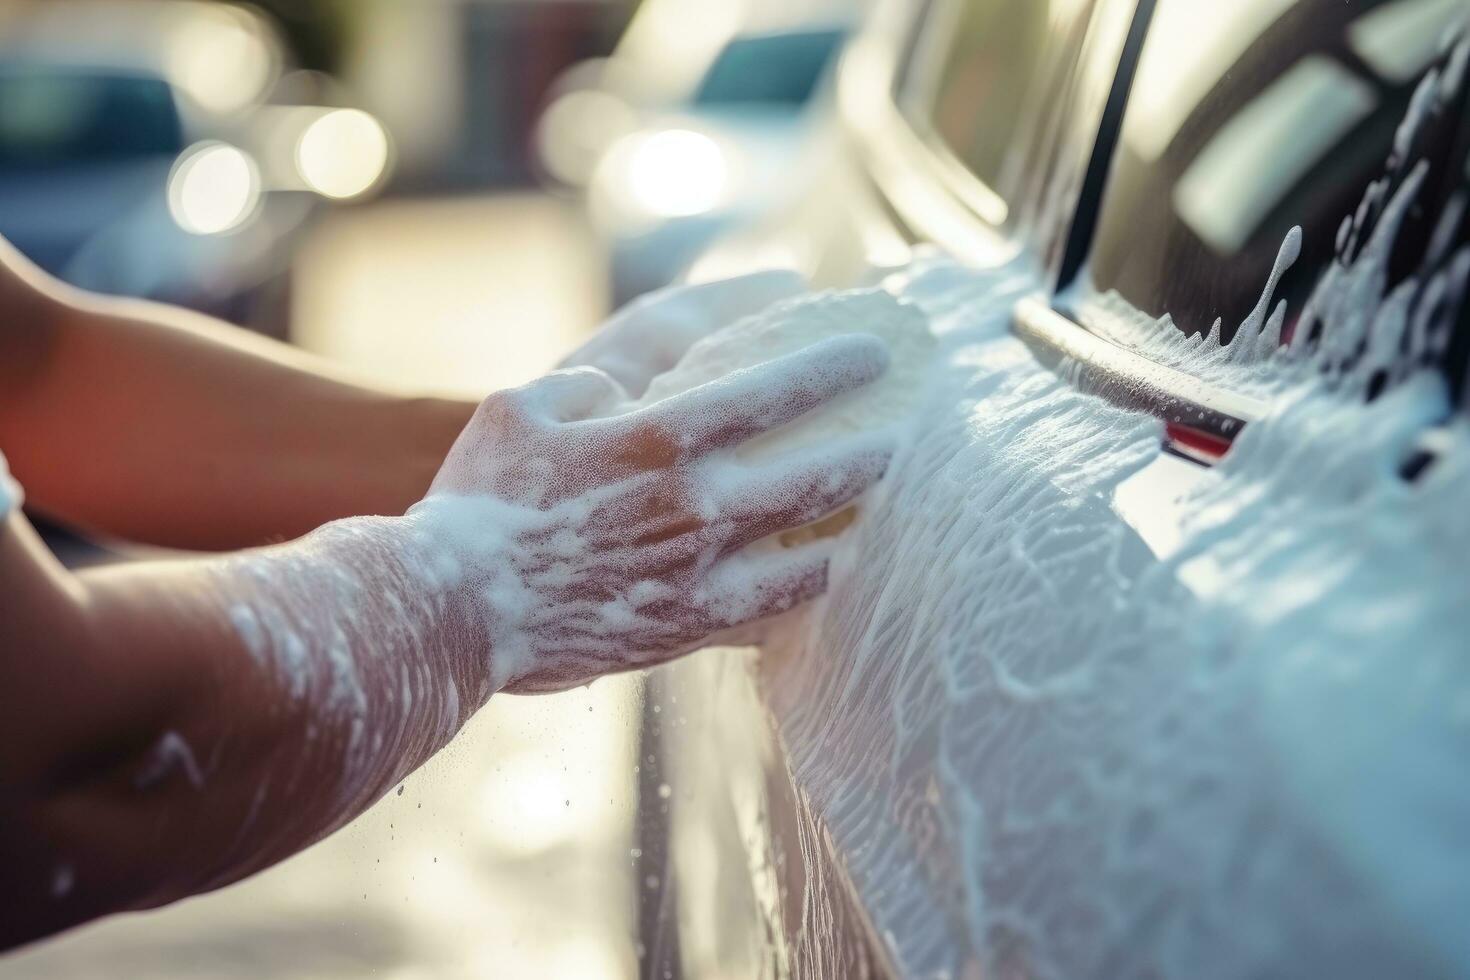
[{"left": 657, "top": 783, "right": 672, "bottom": 800}]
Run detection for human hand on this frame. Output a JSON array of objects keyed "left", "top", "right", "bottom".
[
  {"left": 558, "top": 270, "right": 808, "bottom": 399},
  {"left": 412, "top": 333, "right": 892, "bottom": 694}
]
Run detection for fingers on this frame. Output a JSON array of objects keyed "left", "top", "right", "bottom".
[
  {"left": 619, "top": 271, "right": 810, "bottom": 395},
  {"left": 703, "top": 539, "right": 837, "bottom": 627},
  {"left": 525, "top": 368, "right": 629, "bottom": 423},
  {"left": 661, "top": 269, "right": 809, "bottom": 330},
  {"left": 623, "top": 334, "right": 891, "bottom": 461},
  {"left": 716, "top": 437, "right": 892, "bottom": 551},
  {"left": 561, "top": 270, "right": 809, "bottom": 396}
]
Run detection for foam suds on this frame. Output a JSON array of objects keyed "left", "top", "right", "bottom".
[
  {"left": 748, "top": 39, "right": 1470, "bottom": 979},
  {"left": 635, "top": 289, "right": 937, "bottom": 460},
  {"left": 768, "top": 290, "right": 1468, "bottom": 975}
]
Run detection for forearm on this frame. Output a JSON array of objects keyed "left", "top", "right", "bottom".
[
  {"left": 0, "top": 512, "right": 490, "bottom": 948},
  {"left": 0, "top": 246, "right": 474, "bottom": 549}
]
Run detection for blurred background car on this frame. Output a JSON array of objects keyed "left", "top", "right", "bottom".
[
  {"left": 536, "top": 0, "right": 859, "bottom": 305},
  {"left": 0, "top": 0, "right": 395, "bottom": 338}
]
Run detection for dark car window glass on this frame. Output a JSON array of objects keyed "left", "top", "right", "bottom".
[
  {"left": 1083, "top": 0, "right": 1470, "bottom": 348},
  {"left": 0, "top": 70, "right": 183, "bottom": 170},
  {"left": 896, "top": 0, "right": 1105, "bottom": 220},
  {"left": 694, "top": 30, "right": 846, "bottom": 108}
]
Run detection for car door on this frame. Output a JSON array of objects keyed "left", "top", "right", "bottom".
[
  {"left": 635, "top": 1, "right": 1145, "bottom": 976},
  {"left": 638, "top": 0, "right": 1470, "bottom": 976}
]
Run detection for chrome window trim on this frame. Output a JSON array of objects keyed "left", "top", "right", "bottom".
[
  {"left": 1013, "top": 296, "right": 1266, "bottom": 460},
  {"left": 837, "top": 26, "right": 1020, "bottom": 266},
  {"left": 837, "top": 0, "right": 1149, "bottom": 276}
]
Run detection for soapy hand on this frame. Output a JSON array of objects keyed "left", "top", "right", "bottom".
[
  {"left": 558, "top": 270, "right": 808, "bottom": 398},
  {"left": 415, "top": 333, "right": 892, "bottom": 693}
]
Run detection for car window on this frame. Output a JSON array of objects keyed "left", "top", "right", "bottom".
[
  {"left": 895, "top": 0, "right": 1112, "bottom": 228},
  {"left": 1080, "top": 0, "right": 1470, "bottom": 350},
  {"left": 0, "top": 69, "right": 183, "bottom": 170},
  {"left": 694, "top": 30, "right": 847, "bottom": 108}
]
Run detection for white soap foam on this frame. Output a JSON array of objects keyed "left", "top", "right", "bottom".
[
  {"left": 636, "top": 288, "right": 937, "bottom": 459},
  {"left": 754, "top": 37, "right": 1470, "bottom": 980}
]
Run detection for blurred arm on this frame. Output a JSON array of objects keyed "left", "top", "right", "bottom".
[
  {"left": 0, "top": 508, "right": 488, "bottom": 950},
  {"left": 0, "top": 237, "right": 475, "bottom": 550}
]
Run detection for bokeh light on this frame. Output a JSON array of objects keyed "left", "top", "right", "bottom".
[
  {"left": 296, "top": 109, "right": 392, "bottom": 201},
  {"left": 167, "top": 141, "right": 261, "bottom": 235},
  {"left": 616, "top": 128, "right": 730, "bottom": 218},
  {"left": 536, "top": 88, "right": 639, "bottom": 187},
  {"left": 167, "top": 7, "right": 276, "bottom": 114}
]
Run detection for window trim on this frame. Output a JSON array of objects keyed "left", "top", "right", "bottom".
[
  {"left": 1013, "top": 296, "right": 1263, "bottom": 462},
  {"left": 836, "top": 16, "right": 1020, "bottom": 266}
]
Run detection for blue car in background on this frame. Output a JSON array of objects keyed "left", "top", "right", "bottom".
[
  {"left": 0, "top": 1, "right": 392, "bottom": 339},
  {"left": 537, "top": 0, "right": 855, "bottom": 306}
]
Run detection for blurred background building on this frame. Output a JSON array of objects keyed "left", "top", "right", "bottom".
[{"left": 0, "top": 0, "right": 862, "bottom": 976}]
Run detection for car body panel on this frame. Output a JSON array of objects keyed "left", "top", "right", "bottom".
[
  {"left": 0, "top": 1, "right": 372, "bottom": 337},
  {"left": 636, "top": 0, "right": 1470, "bottom": 976}
]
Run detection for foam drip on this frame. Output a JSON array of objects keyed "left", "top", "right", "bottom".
[{"left": 1084, "top": 41, "right": 1470, "bottom": 411}]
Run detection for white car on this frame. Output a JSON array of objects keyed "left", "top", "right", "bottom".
[{"left": 633, "top": 0, "right": 1470, "bottom": 976}]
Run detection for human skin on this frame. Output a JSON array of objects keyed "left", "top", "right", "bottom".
[
  {"left": 0, "top": 243, "right": 891, "bottom": 948},
  {"left": 0, "top": 236, "right": 476, "bottom": 550}
]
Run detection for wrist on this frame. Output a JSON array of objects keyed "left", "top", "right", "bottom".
[
  {"left": 397, "top": 494, "right": 535, "bottom": 694},
  {"left": 230, "top": 515, "right": 496, "bottom": 778},
  {"left": 301, "top": 513, "right": 494, "bottom": 674}
]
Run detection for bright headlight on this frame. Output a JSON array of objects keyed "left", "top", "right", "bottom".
[
  {"left": 168, "top": 141, "right": 261, "bottom": 235},
  {"left": 296, "top": 109, "right": 392, "bottom": 201},
  {"left": 613, "top": 129, "right": 731, "bottom": 219},
  {"left": 168, "top": 9, "right": 275, "bottom": 114}
]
